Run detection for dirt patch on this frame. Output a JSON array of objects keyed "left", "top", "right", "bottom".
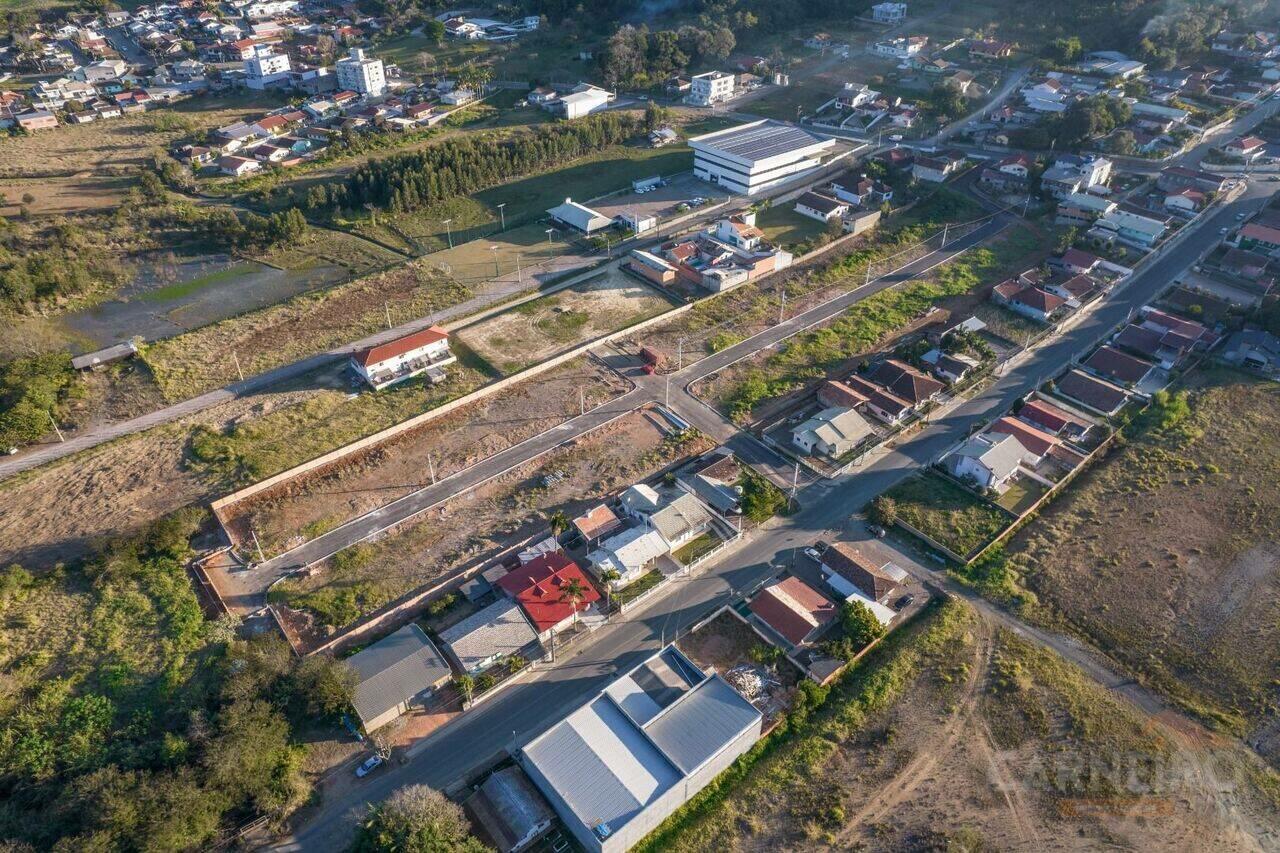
[
  {"left": 223, "top": 358, "right": 632, "bottom": 556},
  {"left": 454, "top": 269, "right": 678, "bottom": 375},
  {"left": 269, "top": 408, "right": 714, "bottom": 630},
  {"left": 1006, "top": 369, "right": 1280, "bottom": 735}
]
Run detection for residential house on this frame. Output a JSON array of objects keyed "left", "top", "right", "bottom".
[
  {"left": 1082, "top": 345, "right": 1156, "bottom": 386},
  {"left": 836, "top": 82, "right": 879, "bottom": 109},
  {"left": 217, "top": 154, "right": 261, "bottom": 176},
  {"left": 1093, "top": 208, "right": 1167, "bottom": 249},
  {"left": 349, "top": 325, "right": 455, "bottom": 390},
  {"left": 992, "top": 279, "right": 1066, "bottom": 323},
  {"left": 946, "top": 432, "right": 1026, "bottom": 491},
  {"left": 792, "top": 406, "right": 875, "bottom": 458},
  {"left": 1223, "top": 328, "right": 1280, "bottom": 374},
  {"left": 865, "top": 359, "right": 944, "bottom": 406},
  {"left": 588, "top": 524, "right": 669, "bottom": 587},
  {"left": 571, "top": 504, "right": 623, "bottom": 547},
  {"left": 1137, "top": 307, "right": 1219, "bottom": 349},
  {"left": 547, "top": 198, "right": 611, "bottom": 235},
  {"left": 794, "top": 190, "right": 849, "bottom": 223},
  {"left": 444, "top": 17, "right": 484, "bottom": 39},
  {"left": 1054, "top": 369, "right": 1129, "bottom": 416},
  {"left": 818, "top": 542, "right": 903, "bottom": 625},
  {"left": 463, "top": 766, "right": 556, "bottom": 853},
  {"left": 749, "top": 576, "right": 838, "bottom": 647},
  {"left": 439, "top": 598, "right": 540, "bottom": 676},
  {"left": 677, "top": 450, "right": 744, "bottom": 516},
  {"left": 16, "top": 110, "right": 58, "bottom": 131},
  {"left": 715, "top": 213, "right": 764, "bottom": 250},
  {"left": 989, "top": 416, "right": 1059, "bottom": 463},
  {"left": 520, "top": 645, "right": 762, "bottom": 853},
  {"left": 647, "top": 492, "right": 713, "bottom": 550},
  {"left": 1017, "top": 397, "right": 1090, "bottom": 439},
  {"left": 1042, "top": 273, "right": 1097, "bottom": 306},
  {"left": 1041, "top": 154, "right": 1112, "bottom": 199},
  {"left": 969, "top": 39, "right": 1014, "bottom": 61},
  {"left": 1049, "top": 247, "right": 1101, "bottom": 276},
  {"left": 829, "top": 171, "right": 892, "bottom": 206},
  {"left": 979, "top": 153, "right": 1032, "bottom": 192},
  {"left": 1164, "top": 187, "right": 1206, "bottom": 214},
  {"left": 920, "top": 348, "right": 978, "bottom": 383},
  {"left": 871, "top": 35, "right": 928, "bottom": 59},
  {"left": 347, "top": 624, "right": 452, "bottom": 732},
  {"left": 1222, "top": 135, "right": 1266, "bottom": 160},
  {"left": 687, "top": 70, "right": 734, "bottom": 106},
  {"left": 912, "top": 152, "right": 964, "bottom": 183},
  {"left": 497, "top": 552, "right": 602, "bottom": 640},
  {"left": 817, "top": 379, "right": 870, "bottom": 409},
  {"left": 1157, "top": 165, "right": 1227, "bottom": 194},
  {"left": 1237, "top": 222, "right": 1280, "bottom": 257},
  {"left": 843, "top": 374, "right": 913, "bottom": 424},
  {"left": 871, "top": 2, "right": 907, "bottom": 24}
]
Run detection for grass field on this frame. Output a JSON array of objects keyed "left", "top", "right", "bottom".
[
  {"left": 754, "top": 204, "right": 832, "bottom": 248},
  {"left": 886, "top": 472, "right": 1012, "bottom": 558},
  {"left": 415, "top": 221, "right": 576, "bottom": 283},
  {"left": 998, "top": 370, "right": 1280, "bottom": 735},
  {"left": 350, "top": 143, "right": 693, "bottom": 255}
]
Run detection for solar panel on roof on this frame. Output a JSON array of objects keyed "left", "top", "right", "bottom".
[{"left": 695, "top": 121, "right": 826, "bottom": 161}]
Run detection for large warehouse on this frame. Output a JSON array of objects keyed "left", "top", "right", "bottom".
[
  {"left": 688, "top": 119, "right": 836, "bottom": 196},
  {"left": 519, "top": 645, "right": 762, "bottom": 853}
]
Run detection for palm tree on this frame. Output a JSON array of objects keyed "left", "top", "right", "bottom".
[
  {"left": 548, "top": 510, "right": 570, "bottom": 547},
  {"left": 559, "top": 577, "right": 588, "bottom": 628},
  {"left": 599, "top": 569, "right": 621, "bottom": 610},
  {"left": 453, "top": 673, "right": 474, "bottom": 705}
]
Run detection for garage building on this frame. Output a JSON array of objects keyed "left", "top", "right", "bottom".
[{"left": 689, "top": 119, "right": 836, "bottom": 196}]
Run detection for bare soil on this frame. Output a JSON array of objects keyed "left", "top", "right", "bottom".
[
  {"left": 271, "top": 407, "right": 714, "bottom": 630},
  {"left": 223, "top": 358, "right": 632, "bottom": 556}
]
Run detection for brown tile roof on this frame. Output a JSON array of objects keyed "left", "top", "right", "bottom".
[
  {"left": 867, "top": 359, "right": 945, "bottom": 404},
  {"left": 844, "top": 374, "right": 911, "bottom": 417},
  {"left": 353, "top": 325, "right": 448, "bottom": 368},
  {"left": 1019, "top": 398, "right": 1076, "bottom": 434},
  {"left": 1083, "top": 345, "right": 1155, "bottom": 385},
  {"left": 990, "top": 416, "right": 1059, "bottom": 458},
  {"left": 818, "top": 379, "right": 870, "bottom": 409},
  {"left": 748, "top": 576, "right": 837, "bottom": 646},
  {"left": 571, "top": 504, "right": 622, "bottom": 541},
  {"left": 1112, "top": 323, "right": 1163, "bottom": 359},
  {"left": 821, "top": 542, "right": 898, "bottom": 602},
  {"left": 1055, "top": 370, "right": 1128, "bottom": 414}
]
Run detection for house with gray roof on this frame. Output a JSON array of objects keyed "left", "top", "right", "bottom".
[
  {"left": 792, "top": 406, "right": 874, "bottom": 458},
  {"left": 440, "top": 598, "right": 541, "bottom": 675},
  {"left": 520, "top": 645, "right": 761, "bottom": 853},
  {"left": 547, "top": 197, "right": 612, "bottom": 234},
  {"left": 648, "top": 492, "right": 712, "bottom": 549},
  {"left": 347, "top": 623, "right": 452, "bottom": 731},
  {"left": 464, "top": 766, "right": 556, "bottom": 853},
  {"left": 945, "top": 432, "right": 1026, "bottom": 491}
]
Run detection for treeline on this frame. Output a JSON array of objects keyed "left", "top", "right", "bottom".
[
  {"left": 0, "top": 509, "right": 356, "bottom": 849},
  {"left": 295, "top": 112, "right": 644, "bottom": 218},
  {"left": 599, "top": 23, "right": 739, "bottom": 88},
  {"left": 180, "top": 206, "right": 309, "bottom": 252}
]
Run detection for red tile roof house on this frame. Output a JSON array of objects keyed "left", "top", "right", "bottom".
[
  {"left": 817, "top": 543, "right": 903, "bottom": 625},
  {"left": 843, "top": 374, "right": 913, "bottom": 424},
  {"left": 496, "top": 552, "right": 602, "bottom": 641},
  {"left": 1049, "top": 248, "right": 1101, "bottom": 276},
  {"left": 1053, "top": 369, "right": 1129, "bottom": 416},
  {"left": 1043, "top": 274, "right": 1097, "bottom": 305},
  {"left": 748, "top": 576, "right": 838, "bottom": 647},
  {"left": 1082, "top": 345, "right": 1157, "bottom": 387},
  {"left": 991, "top": 279, "right": 1067, "bottom": 323},
  {"left": 865, "top": 359, "right": 945, "bottom": 405},
  {"left": 1017, "top": 397, "right": 1091, "bottom": 439},
  {"left": 350, "top": 325, "right": 455, "bottom": 390},
  {"left": 818, "top": 379, "right": 870, "bottom": 410},
  {"left": 989, "top": 415, "right": 1059, "bottom": 463},
  {"left": 1222, "top": 135, "right": 1266, "bottom": 160}
]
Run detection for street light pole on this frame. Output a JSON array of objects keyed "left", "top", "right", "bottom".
[
  {"left": 545, "top": 228, "right": 554, "bottom": 247},
  {"left": 490, "top": 245, "right": 500, "bottom": 277},
  {"left": 442, "top": 218, "right": 454, "bottom": 249},
  {"left": 496, "top": 202, "right": 506, "bottom": 232}
]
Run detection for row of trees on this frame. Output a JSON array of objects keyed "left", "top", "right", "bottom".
[
  {"left": 297, "top": 112, "right": 644, "bottom": 218},
  {"left": 0, "top": 509, "right": 358, "bottom": 849}
]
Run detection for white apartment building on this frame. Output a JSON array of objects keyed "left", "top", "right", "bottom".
[
  {"left": 244, "top": 45, "right": 291, "bottom": 89},
  {"left": 336, "top": 47, "right": 386, "bottom": 97},
  {"left": 687, "top": 70, "right": 735, "bottom": 106}
]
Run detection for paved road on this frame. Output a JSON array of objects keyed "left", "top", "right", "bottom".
[{"left": 274, "top": 181, "right": 1271, "bottom": 853}]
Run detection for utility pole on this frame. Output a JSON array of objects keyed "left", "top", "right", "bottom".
[
  {"left": 442, "top": 218, "right": 454, "bottom": 249},
  {"left": 47, "top": 411, "right": 64, "bottom": 443},
  {"left": 665, "top": 374, "right": 670, "bottom": 407},
  {"left": 865, "top": 260, "right": 872, "bottom": 286},
  {"left": 250, "top": 527, "right": 266, "bottom": 565},
  {"left": 579, "top": 386, "right": 585, "bottom": 415},
  {"left": 941, "top": 222, "right": 949, "bottom": 249},
  {"left": 778, "top": 287, "right": 786, "bottom": 324},
  {"left": 790, "top": 460, "right": 800, "bottom": 502},
  {"left": 427, "top": 452, "right": 436, "bottom": 485},
  {"left": 676, "top": 337, "right": 684, "bottom": 371},
  {"left": 384, "top": 301, "right": 392, "bottom": 330},
  {"left": 545, "top": 228, "right": 555, "bottom": 247},
  {"left": 232, "top": 351, "right": 244, "bottom": 382},
  {"left": 515, "top": 253, "right": 522, "bottom": 283},
  {"left": 490, "top": 245, "right": 500, "bottom": 277},
  {"left": 496, "top": 202, "right": 507, "bottom": 232}
]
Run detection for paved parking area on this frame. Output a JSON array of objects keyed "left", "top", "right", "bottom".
[{"left": 590, "top": 173, "right": 725, "bottom": 224}]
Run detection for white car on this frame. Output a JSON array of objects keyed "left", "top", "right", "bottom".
[
  {"left": 1220, "top": 227, "right": 1230, "bottom": 234},
  {"left": 803, "top": 547, "right": 822, "bottom": 561},
  {"left": 356, "top": 755, "right": 384, "bottom": 777}
]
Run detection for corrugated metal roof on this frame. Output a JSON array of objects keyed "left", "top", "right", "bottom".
[
  {"left": 347, "top": 624, "right": 451, "bottom": 728},
  {"left": 642, "top": 675, "right": 762, "bottom": 775},
  {"left": 691, "top": 119, "right": 830, "bottom": 163}
]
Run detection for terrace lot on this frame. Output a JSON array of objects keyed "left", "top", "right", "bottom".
[
  {"left": 454, "top": 269, "right": 679, "bottom": 374},
  {"left": 1006, "top": 369, "right": 1280, "bottom": 739}
]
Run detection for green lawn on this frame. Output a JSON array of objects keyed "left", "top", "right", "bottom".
[
  {"left": 612, "top": 570, "right": 665, "bottom": 609},
  {"left": 137, "top": 264, "right": 258, "bottom": 303},
  {"left": 886, "top": 472, "right": 1011, "bottom": 558},
  {"left": 744, "top": 77, "right": 837, "bottom": 122},
  {"left": 754, "top": 205, "right": 831, "bottom": 249},
  {"left": 995, "top": 476, "right": 1047, "bottom": 516},
  {"left": 673, "top": 532, "right": 722, "bottom": 565},
  {"left": 375, "top": 34, "right": 494, "bottom": 74}
]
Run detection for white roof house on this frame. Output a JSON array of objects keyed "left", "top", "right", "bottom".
[
  {"left": 946, "top": 432, "right": 1026, "bottom": 491},
  {"left": 547, "top": 198, "right": 612, "bottom": 234},
  {"left": 792, "top": 406, "right": 874, "bottom": 458},
  {"left": 647, "top": 492, "right": 713, "bottom": 548},
  {"left": 520, "top": 646, "right": 762, "bottom": 853},
  {"left": 588, "top": 525, "right": 670, "bottom": 585}
]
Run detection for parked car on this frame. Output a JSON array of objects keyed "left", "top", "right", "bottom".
[
  {"left": 868, "top": 524, "right": 886, "bottom": 538},
  {"left": 1220, "top": 227, "right": 1230, "bottom": 234},
  {"left": 895, "top": 594, "right": 915, "bottom": 610},
  {"left": 1237, "top": 212, "right": 1247, "bottom": 219},
  {"left": 803, "top": 546, "right": 822, "bottom": 561},
  {"left": 356, "top": 755, "right": 384, "bottom": 777}
]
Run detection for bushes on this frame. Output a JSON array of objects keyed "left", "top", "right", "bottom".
[
  {"left": 739, "top": 469, "right": 788, "bottom": 521},
  {"left": 0, "top": 352, "right": 77, "bottom": 449}
]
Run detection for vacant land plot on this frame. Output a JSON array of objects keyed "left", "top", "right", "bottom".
[
  {"left": 455, "top": 270, "right": 678, "bottom": 374},
  {"left": 639, "top": 601, "right": 1280, "bottom": 852},
  {"left": 754, "top": 204, "right": 831, "bottom": 249},
  {"left": 220, "top": 358, "right": 630, "bottom": 556},
  {"left": 142, "top": 261, "right": 471, "bottom": 400},
  {"left": 270, "top": 409, "right": 713, "bottom": 629},
  {"left": 998, "top": 371, "right": 1280, "bottom": 737},
  {"left": 886, "top": 472, "right": 1012, "bottom": 559},
  {"left": 0, "top": 93, "right": 287, "bottom": 179}
]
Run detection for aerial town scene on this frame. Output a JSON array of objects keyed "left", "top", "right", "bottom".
[{"left": 3, "top": 0, "right": 1280, "bottom": 849}]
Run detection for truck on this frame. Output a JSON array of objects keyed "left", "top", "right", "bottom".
[{"left": 639, "top": 346, "right": 664, "bottom": 374}]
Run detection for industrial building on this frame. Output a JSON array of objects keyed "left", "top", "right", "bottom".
[
  {"left": 520, "top": 646, "right": 762, "bottom": 853},
  {"left": 688, "top": 120, "right": 835, "bottom": 195}
]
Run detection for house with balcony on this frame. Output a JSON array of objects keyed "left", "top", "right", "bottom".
[{"left": 350, "top": 325, "right": 455, "bottom": 390}]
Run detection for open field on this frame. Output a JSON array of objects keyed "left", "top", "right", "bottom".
[
  {"left": 421, "top": 221, "right": 579, "bottom": 285},
  {"left": 996, "top": 370, "right": 1280, "bottom": 738},
  {"left": 455, "top": 270, "right": 678, "bottom": 374},
  {"left": 696, "top": 224, "right": 1044, "bottom": 421},
  {"left": 887, "top": 473, "right": 1012, "bottom": 558},
  {"left": 348, "top": 143, "right": 693, "bottom": 256},
  {"left": 638, "top": 600, "right": 1280, "bottom": 852},
  {"left": 142, "top": 261, "right": 471, "bottom": 400},
  {"left": 754, "top": 204, "right": 831, "bottom": 248},
  {"left": 269, "top": 409, "right": 714, "bottom": 629},
  {"left": 219, "top": 358, "right": 630, "bottom": 557},
  {"left": 0, "top": 92, "right": 289, "bottom": 180}
]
